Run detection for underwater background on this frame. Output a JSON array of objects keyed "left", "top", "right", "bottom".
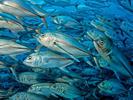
[{"left": 0, "top": 0, "right": 132, "bottom": 100}]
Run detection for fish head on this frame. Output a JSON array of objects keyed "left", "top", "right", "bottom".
[
  {"left": 98, "top": 80, "right": 113, "bottom": 92},
  {"left": 87, "top": 30, "right": 111, "bottom": 50},
  {"left": 23, "top": 53, "right": 39, "bottom": 67},
  {"left": 37, "top": 33, "right": 56, "bottom": 47},
  {"left": 98, "top": 79, "right": 126, "bottom": 95}
]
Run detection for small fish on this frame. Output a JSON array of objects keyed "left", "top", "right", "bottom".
[
  {"left": 90, "top": 19, "right": 113, "bottom": 32},
  {"left": 18, "top": 72, "right": 48, "bottom": 85},
  {"left": 87, "top": 29, "right": 133, "bottom": 78},
  {"left": 98, "top": 79, "right": 127, "bottom": 95},
  {"left": 9, "top": 92, "right": 48, "bottom": 100},
  {"left": 36, "top": 31, "right": 92, "bottom": 62},
  {"left": 28, "top": 82, "right": 82, "bottom": 99},
  {"left": 0, "top": 20, "right": 26, "bottom": 32},
  {"left": 0, "top": 88, "right": 18, "bottom": 98},
  {"left": 0, "top": 38, "right": 31, "bottom": 55},
  {"left": 0, "top": 12, "right": 42, "bottom": 30},
  {"left": 52, "top": 15, "right": 82, "bottom": 30},
  {"left": 50, "top": 82, "right": 82, "bottom": 99},
  {"left": 0, "top": 0, "right": 48, "bottom": 27},
  {"left": 23, "top": 51, "right": 74, "bottom": 69},
  {"left": 28, "top": 83, "right": 53, "bottom": 97}
]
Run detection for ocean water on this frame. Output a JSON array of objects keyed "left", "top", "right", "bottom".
[{"left": 0, "top": 0, "right": 133, "bottom": 100}]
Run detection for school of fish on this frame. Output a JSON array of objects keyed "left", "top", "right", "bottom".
[{"left": 0, "top": 0, "right": 132, "bottom": 100}]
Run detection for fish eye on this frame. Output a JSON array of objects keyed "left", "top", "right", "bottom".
[
  {"left": 28, "top": 56, "right": 32, "bottom": 60},
  {"left": 98, "top": 40, "right": 104, "bottom": 45},
  {"left": 41, "top": 34, "right": 45, "bottom": 37}
]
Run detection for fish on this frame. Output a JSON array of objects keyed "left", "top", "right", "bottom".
[
  {"left": 52, "top": 15, "right": 83, "bottom": 31},
  {"left": 36, "top": 31, "right": 92, "bottom": 62},
  {"left": 23, "top": 51, "right": 74, "bottom": 69},
  {"left": 0, "top": 20, "right": 26, "bottom": 32},
  {"left": 0, "top": 12, "right": 43, "bottom": 31},
  {"left": 90, "top": 19, "right": 113, "bottom": 32},
  {"left": 18, "top": 72, "right": 49, "bottom": 85},
  {"left": 50, "top": 82, "right": 83, "bottom": 99},
  {"left": 98, "top": 79, "right": 127, "bottom": 95},
  {"left": 9, "top": 92, "right": 48, "bottom": 100},
  {"left": 0, "top": 0, "right": 48, "bottom": 27},
  {"left": 87, "top": 29, "right": 133, "bottom": 78},
  {"left": 0, "top": 38, "right": 31, "bottom": 55},
  {"left": 28, "top": 82, "right": 82, "bottom": 99},
  {"left": 28, "top": 83, "right": 54, "bottom": 97},
  {"left": 0, "top": 88, "right": 18, "bottom": 98}
]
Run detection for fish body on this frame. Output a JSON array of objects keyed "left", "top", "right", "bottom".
[
  {"left": 53, "top": 15, "right": 82, "bottom": 30},
  {"left": 50, "top": 83, "right": 82, "bottom": 99},
  {"left": 28, "top": 82, "right": 82, "bottom": 99},
  {"left": 0, "top": 20, "right": 25, "bottom": 32},
  {"left": 0, "top": 0, "right": 47, "bottom": 19},
  {"left": 23, "top": 51, "right": 74, "bottom": 69},
  {"left": 18, "top": 72, "right": 47, "bottom": 85},
  {"left": 98, "top": 79, "right": 127, "bottom": 95},
  {"left": 0, "top": 3, "right": 35, "bottom": 17},
  {"left": 28, "top": 83, "right": 53, "bottom": 97},
  {"left": 0, "top": 38, "right": 31, "bottom": 55},
  {"left": 87, "top": 30, "right": 133, "bottom": 78},
  {"left": 37, "top": 32, "right": 91, "bottom": 59},
  {"left": 9, "top": 92, "right": 47, "bottom": 100}
]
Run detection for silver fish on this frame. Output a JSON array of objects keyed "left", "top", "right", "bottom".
[
  {"left": 23, "top": 51, "right": 74, "bottom": 69},
  {"left": 36, "top": 31, "right": 92, "bottom": 62},
  {"left": 52, "top": 15, "right": 82, "bottom": 30},
  {"left": 28, "top": 82, "right": 82, "bottom": 99},
  {"left": 0, "top": 38, "right": 31, "bottom": 55},
  {"left": 98, "top": 79, "right": 127, "bottom": 95},
  {"left": 87, "top": 29, "right": 133, "bottom": 78},
  {"left": 0, "top": 0, "right": 48, "bottom": 26},
  {"left": 9, "top": 92, "right": 47, "bottom": 100},
  {"left": 0, "top": 20, "right": 26, "bottom": 32},
  {"left": 18, "top": 72, "right": 46, "bottom": 85}
]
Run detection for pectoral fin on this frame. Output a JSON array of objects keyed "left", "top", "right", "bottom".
[{"left": 53, "top": 41, "right": 80, "bottom": 62}]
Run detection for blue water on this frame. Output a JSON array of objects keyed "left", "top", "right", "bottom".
[{"left": 0, "top": 0, "right": 133, "bottom": 100}]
